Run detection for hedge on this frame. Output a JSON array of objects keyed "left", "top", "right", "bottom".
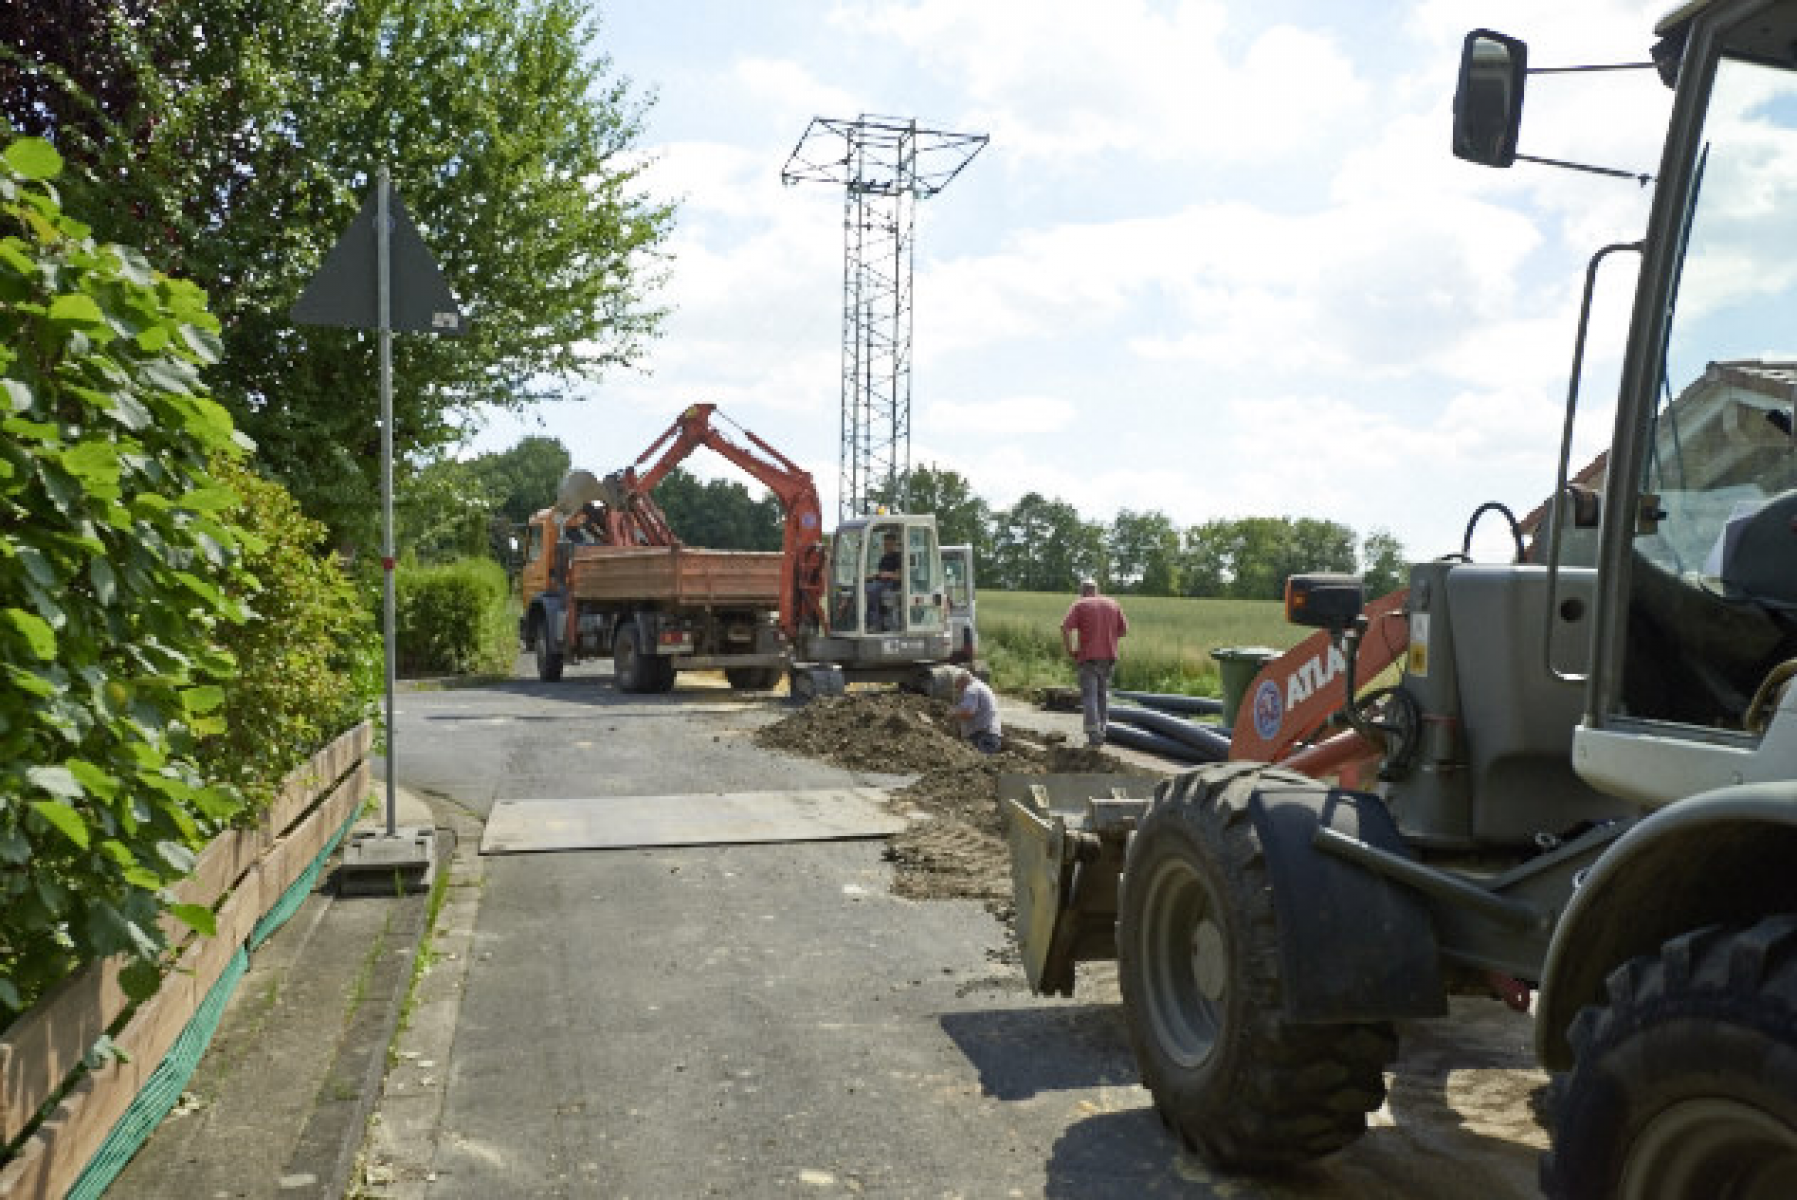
[
  {"left": 395, "top": 556, "right": 516, "bottom": 676},
  {"left": 0, "top": 136, "right": 377, "bottom": 1018}
]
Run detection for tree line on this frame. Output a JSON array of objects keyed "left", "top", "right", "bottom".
[
  {"left": 425, "top": 440, "right": 1409, "bottom": 601},
  {"left": 887, "top": 465, "right": 1408, "bottom": 600}
]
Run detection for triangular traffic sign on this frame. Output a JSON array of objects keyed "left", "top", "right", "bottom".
[{"left": 291, "top": 186, "right": 466, "bottom": 335}]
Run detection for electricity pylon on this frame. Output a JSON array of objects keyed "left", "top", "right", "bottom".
[{"left": 782, "top": 115, "right": 987, "bottom": 520}]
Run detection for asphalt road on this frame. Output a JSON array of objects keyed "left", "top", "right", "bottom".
[{"left": 367, "top": 660, "right": 1549, "bottom": 1199}]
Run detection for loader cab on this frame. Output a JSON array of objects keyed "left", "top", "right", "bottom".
[
  {"left": 1599, "top": 9, "right": 1797, "bottom": 784},
  {"left": 827, "top": 515, "right": 948, "bottom": 639},
  {"left": 1613, "top": 31, "right": 1797, "bottom": 745},
  {"left": 1459, "top": 4, "right": 1797, "bottom": 808}
]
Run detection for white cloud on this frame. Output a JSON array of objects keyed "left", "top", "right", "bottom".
[
  {"left": 918, "top": 394, "right": 1076, "bottom": 435},
  {"left": 735, "top": 56, "right": 863, "bottom": 125},
  {"left": 850, "top": 1, "right": 1369, "bottom": 167}
]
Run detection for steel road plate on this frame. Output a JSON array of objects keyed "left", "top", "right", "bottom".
[{"left": 479, "top": 788, "right": 905, "bottom": 854}]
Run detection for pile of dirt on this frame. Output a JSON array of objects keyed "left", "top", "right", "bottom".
[{"left": 754, "top": 692, "right": 1132, "bottom": 915}]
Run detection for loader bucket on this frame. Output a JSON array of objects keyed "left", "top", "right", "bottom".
[{"left": 999, "top": 773, "right": 1158, "bottom": 997}]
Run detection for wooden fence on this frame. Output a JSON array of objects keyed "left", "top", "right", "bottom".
[{"left": 0, "top": 722, "right": 373, "bottom": 1199}]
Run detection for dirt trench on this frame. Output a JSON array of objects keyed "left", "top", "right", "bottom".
[{"left": 753, "top": 690, "right": 1131, "bottom": 917}]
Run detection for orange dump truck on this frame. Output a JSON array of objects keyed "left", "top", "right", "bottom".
[{"left": 517, "top": 507, "right": 789, "bottom": 694}]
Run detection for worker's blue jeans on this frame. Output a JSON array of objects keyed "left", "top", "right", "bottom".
[
  {"left": 1078, "top": 658, "right": 1115, "bottom": 745},
  {"left": 865, "top": 580, "right": 898, "bottom": 630}
]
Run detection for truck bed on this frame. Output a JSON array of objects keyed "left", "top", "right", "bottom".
[{"left": 565, "top": 546, "right": 783, "bottom": 607}]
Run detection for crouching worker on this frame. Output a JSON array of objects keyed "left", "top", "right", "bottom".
[{"left": 951, "top": 668, "right": 1002, "bottom": 755}]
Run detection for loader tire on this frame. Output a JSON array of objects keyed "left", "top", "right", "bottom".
[
  {"left": 1117, "top": 764, "right": 1396, "bottom": 1171},
  {"left": 534, "top": 620, "right": 564, "bottom": 683},
  {"left": 1541, "top": 916, "right": 1797, "bottom": 1200},
  {"left": 725, "top": 667, "right": 782, "bottom": 691},
  {"left": 614, "top": 627, "right": 650, "bottom": 693}
]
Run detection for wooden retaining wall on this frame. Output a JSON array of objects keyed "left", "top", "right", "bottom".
[{"left": 0, "top": 722, "right": 374, "bottom": 1199}]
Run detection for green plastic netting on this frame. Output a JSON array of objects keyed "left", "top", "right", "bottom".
[{"left": 65, "top": 806, "right": 361, "bottom": 1198}]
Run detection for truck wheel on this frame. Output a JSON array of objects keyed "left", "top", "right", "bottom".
[
  {"left": 725, "top": 667, "right": 781, "bottom": 691},
  {"left": 1117, "top": 765, "right": 1396, "bottom": 1170},
  {"left": 534, "top": 621, "right": 564, "bottom": 683},
  {"left": 614, "top": 628, "right": 648, "bottom": 693},
  {"left": 1541, "top": 917, "right": 1797, "bottom": 1200}
]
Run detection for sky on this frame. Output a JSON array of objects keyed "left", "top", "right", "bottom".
[{"left": 465, "top": 1, "right": 1681, "bottom": 563}]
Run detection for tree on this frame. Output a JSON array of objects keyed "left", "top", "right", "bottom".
[
  {"left": 476, "top": 436, "right": 573, "bottom": 527},
  {"left": 1179, "top": 520, "right": 1236, "bottom": 598},
  {"left": 396, "top": 456, "right": 489, "bottom": 563},
  {"left": 885, "top": 464, "right": 992, "bottom": 562},
  {"left": 396, "top": 435, "right": 571, "bottom": 563},
  {"left": 988, "top": 493, "right": 1051, "bottom": 590},
  {"left": 1362, "top": 528, "right": 1409, "bottom": 597},
  {"left": 1, "top": 0, "right": 674, "bottom": 542},
  {"left": 1068, "top": 518, "right": 1111, "bottom": 590},
  {"left": 991, "top": 493, "right": 1102, "bottom": 592},
  {"left": 1227, "top": 517, "right": 1294, "bottom": 600},
  {"left": 1109, "top": 509, "right": 1182, "bottom": 595},
  {"left": 653, "top": 468, "right": 782, "bottom": 551},
  {"left": 1285, "top": 518, "right": 1359, "bottom": 583}
]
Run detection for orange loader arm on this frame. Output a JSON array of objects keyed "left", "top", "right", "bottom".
[{"left": 1227, "top": 587, "right": 1411, "bottom": 787}]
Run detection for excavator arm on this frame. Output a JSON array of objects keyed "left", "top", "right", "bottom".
[{"left": 622, "top": 403, "right": 829, "bottom": 636}]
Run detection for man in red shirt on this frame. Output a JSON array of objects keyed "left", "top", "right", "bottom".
[{"left": 1061, "top": 577, "right": 1128, "bottom": 748}]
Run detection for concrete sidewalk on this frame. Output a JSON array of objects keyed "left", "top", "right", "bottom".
[{"left": 108, "top": 786, "right": 450, "bottom": 1200}]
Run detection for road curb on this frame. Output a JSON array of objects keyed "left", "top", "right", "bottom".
[
  {"left": 278, "top": 851, "right": 434, "bottom": 1199},
  {"left": 353, "top": 795, "right": 488, "bottom": 1198}
]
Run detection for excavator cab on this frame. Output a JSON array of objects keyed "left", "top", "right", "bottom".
[
  {"left": 788, "top": 513, "right": 957, "bottom": 698},
  {"left": 825, "top": 515, "right": 947, "bottom": 639}
]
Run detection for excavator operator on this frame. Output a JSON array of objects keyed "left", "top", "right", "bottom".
[{"left": 866, "top": 530, "right": 903, "bottom": 631}]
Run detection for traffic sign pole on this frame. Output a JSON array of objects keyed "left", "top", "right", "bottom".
[
  {"left": 290, "top": 165, "right": 464, "bottom": 893},
  {"left": 378, "top": 167, "right": 399, "bottom": 839}
]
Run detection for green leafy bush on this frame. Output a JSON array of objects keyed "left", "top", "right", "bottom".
[
  {"left": 395, "top": 557, "right": 516, "bottom": 676},
  {"left": 197, "top": 459, "right": 378, "bottom": 810},
  {"left": 0, "top": 138, "right": 252, "bottom": 1011}
]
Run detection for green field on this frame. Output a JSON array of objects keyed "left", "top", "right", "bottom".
[{"left": 978, "top": 590, "right": 1309, "bottom": 697}]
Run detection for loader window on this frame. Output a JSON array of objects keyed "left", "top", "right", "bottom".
[
  {"left": 1652, "top": 54, "right": 1797, "bottom": 536},
  {"left": 1624, "top": 49, "right": 1797, "bottom": 729}
]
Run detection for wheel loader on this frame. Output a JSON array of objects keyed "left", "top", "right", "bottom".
[{"left": 1003, "top": 5, "right": 1797, "bottom": 1195}]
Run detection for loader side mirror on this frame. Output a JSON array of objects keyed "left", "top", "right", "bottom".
[
  {"left": 1285, "top": 573, "right": 1363, "bottom": 633},
  {"left": 1454, "top": 29, "right": 1528, "bottom": 167}
]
